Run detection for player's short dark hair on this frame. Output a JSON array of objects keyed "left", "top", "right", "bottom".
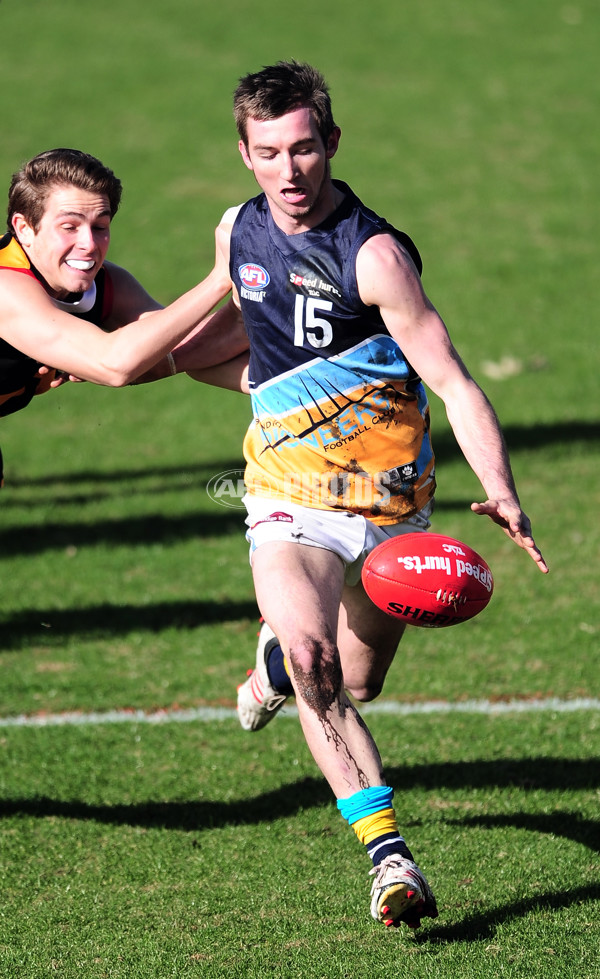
[
  {"left": 234, "top": 60, "right": 336, "bottom": 148},
  {"left": 7, "top": 148, "right": 122, "bottom": 232}
]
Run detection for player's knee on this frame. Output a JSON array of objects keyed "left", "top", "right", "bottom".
[
  {"left": 288, "top": 635, "right": 338, "bottom": 673},
  {"left": 346, "top": 679, "right": 384, "bottom": 703},
  {"left": 288, "top": 637, "right": 343, "bottom": 700}
]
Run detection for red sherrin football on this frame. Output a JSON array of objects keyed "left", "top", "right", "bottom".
[{"left": 362, "top": 533, "right": 493, "bottom": 627}]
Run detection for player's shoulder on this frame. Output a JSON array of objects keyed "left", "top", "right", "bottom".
[
  {"left": 0, "top": 266, "right": 57, "bottom": 347},
  {"left": 357, "top": 231, "right": 421, "bottom": 276},
  {"left": 220, "top": 195, "right": 268, "bottom": 230},
  {"left": 220, "top": 204, "right": 245, "bottom": 227},
  {"left": 356, "top": 231, "right": 425, "bottom": 308},
  {"left": 103, "top": 259, "right": 154, "bottom": 295},
  {"left": 102, "top": 259, "right": 134, "bottom": 283},
  {"left": 102, "top": 260, "right": 161, "bottom": 326},
  {"left": 0, "top": 262, "right": 49, "bottom": 313}
]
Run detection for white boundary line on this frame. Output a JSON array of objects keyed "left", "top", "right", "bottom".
[{"left": 0, "top": 697, "right": 598, "bottom": 728}]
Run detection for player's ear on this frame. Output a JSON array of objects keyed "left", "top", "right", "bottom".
[
  {"left": 238, "top": 140, "right": 254, "bottom": 171},
  {"left": 11, "top": 213, "right": 34, "bottom": 247},
  {"left": 326, "top": 126, "right": 341, "bottom": 160}
]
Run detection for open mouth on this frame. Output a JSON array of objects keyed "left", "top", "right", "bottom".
[
  {"left": 281, "top": 187, "right": 308, "bottom": 204},
  {"left": 66, "top": 259, "right": 95, "bottom": 271}
]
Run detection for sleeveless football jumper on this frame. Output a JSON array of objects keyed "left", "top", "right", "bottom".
[{"left": 230, "top": 180, "right": 436, "bottom": 525}]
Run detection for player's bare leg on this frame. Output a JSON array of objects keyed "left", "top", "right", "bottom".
[
  {"left": 336, "top": 578, "right": 437, "bottom": 929},
  {"left": 337, "top": 579, "right": 407, "bottom": 703},
  {"left": 236, "top": 585, "right": 404, "bottom": 731},
  {"left": 250, "top": 540, "right": 437, "bottom": 929},
  {"left": 250, "top": 539, "right": 386, "bottom": 795}
]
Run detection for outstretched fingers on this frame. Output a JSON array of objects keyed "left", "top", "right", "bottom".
[{"left": 471, "top": 500, "right": 549, "bottom": 573}]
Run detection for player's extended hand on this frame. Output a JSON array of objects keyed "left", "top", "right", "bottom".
[
  {"left": 471, "top": 499, "right": 549, "bottom": 573},
  {"left": 37, "top": 365, "right": 85, "bottom": 388}
]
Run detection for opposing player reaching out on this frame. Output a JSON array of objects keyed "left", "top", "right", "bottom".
[{"left": 0, "top": 148, "right": 247, "bottom": 483}]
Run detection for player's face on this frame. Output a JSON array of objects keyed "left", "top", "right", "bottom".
[
  {"left": 13, "top": 184, "right": 112, "bottom": 299},
  {"left": 239, "top": 107, "right": 341, "bottom": 233}
]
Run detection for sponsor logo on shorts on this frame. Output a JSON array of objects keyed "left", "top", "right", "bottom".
[{"left": 250, "top": 512, "right": 294, "bottom": 529}]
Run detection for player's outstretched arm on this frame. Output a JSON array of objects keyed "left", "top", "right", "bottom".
[
  {"left": 130, "top": 214, "right": 247, "bottom": 391},
  {"left": 174, "top": 299, "right": 248, "bottom": 372},
  {"left": 356, "top": 234, "right": 548, "bottom": 573},
  {"left": 130, "top": 299, "right": 249, "bottom": 389},
  {"left": 0, "top": 221, "right": 231, "bottom": 386},
  {"left": 438, "top": 383, "right": 548, "bottom": 572},
  {"left": 187, "top": 351, "right": 250, "bottom": 393},
  {"left": 172, "top": 215, "right": 249, "bottom": 391}
]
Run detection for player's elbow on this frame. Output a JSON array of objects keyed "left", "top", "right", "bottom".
[
  {"left": 109, "top": 372, "right": 133, "bottom": 388},
  {"left": 94, "top": 362, "right": 136, "bottom": 387}
]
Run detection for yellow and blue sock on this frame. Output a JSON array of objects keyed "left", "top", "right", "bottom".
[{"left": 337, "top": 786, "right": 414, "bottom": 866}]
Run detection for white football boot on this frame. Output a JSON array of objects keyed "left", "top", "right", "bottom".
[{"left": 237, "top": 622, "right": 289, "bottom": 731}]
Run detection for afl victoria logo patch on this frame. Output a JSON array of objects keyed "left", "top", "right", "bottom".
[{"left": 239, "top": 263, "right": 270, "bottom": 290}]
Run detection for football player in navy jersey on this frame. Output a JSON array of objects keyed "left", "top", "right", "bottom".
[
  {"left": 0, "top": 148, "right": 247, "bottom": 484},
  {"left": 174, "top": 60, "right": 548, "bottom": 931}
]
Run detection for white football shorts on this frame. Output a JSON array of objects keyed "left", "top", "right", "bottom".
[{"left": 243, "top": 494, "right": 433, "bottom": 586}]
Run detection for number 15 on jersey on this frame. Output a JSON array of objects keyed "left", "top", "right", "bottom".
[{"left": 294, "top": 295, "right": 333, "bottom": 349}]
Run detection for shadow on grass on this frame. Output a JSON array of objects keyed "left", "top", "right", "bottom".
[
  {"left": 1, "top": 759, "right": 598, "bottom": 846},
  {"left": 0, "top": 599, "right": 260, "bottom": 647},
  {"left": 420, "top": 882, "right": 600, "bottom": 944},
  {"left": 0, "top": 497, "right": 478, "bottom": 558},
  {"left": 4, "top": 459, "right": 246, "bottom": 490},
  {"left": 1, "top": 763, "right": 598, "bottom": 940},
  {"left": 443, "top": 811, "right": 600, "bottom": 854},
  {"left": 2, "top": 419, "right": 597, "bottom": 557},
  {"left": 2, "top": 418, "right": 598, "bottom": 520},
  {"left": 0, "top": 510, "right": 247, "bottom": 558},
  {"left": 5, "top": 421, "right": 599, "bottom": 498},
  {"left": 433, "top": 419, "right": 600, "bottom": 463}
]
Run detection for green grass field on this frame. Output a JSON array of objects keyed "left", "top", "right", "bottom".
[{"left": 0, "top": 0, "right": 599, "bottom": 976}]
